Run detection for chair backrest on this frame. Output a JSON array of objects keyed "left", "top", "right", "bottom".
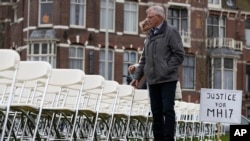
[
  {"left": 16, "top": 61, "right": 52, "bottom": 82},
  {"left": 43, "top": 69, "right": 85, "bottom": 108},
  {"left": 11, "top": 61, "right": 52, "bottom": 104},
  {"left": 82, "top": 74, "right": 105, "bottom": 91},
  {"left": 49, "top": 69, "right": 85, "bottom": 87},
  {"left": 0, "top": 49, "right": 20, "bottom": 85},
  {"left": 0, "top": 49, "right": 20, "bottom": 141},
  {"left": 0, "top": 49, "right": 20, "bottom": 72}
]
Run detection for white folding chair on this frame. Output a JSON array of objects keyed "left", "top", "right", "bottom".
[
  {"left": 88, "top": 80, "right": 120, "bottom": 141},
  {"left": 75, "top": 75, "right": 105, "bottom": 140},
  {"left": 39, "top": 68, "right": 85, "bottom": 140},
  {"left": 175, "top": 101, "right": 189, "bottom": 141},
  {"left": 0, "top": 49, "right": 20, "bottom": 141},
  {"left": 3, "top": 61, "right": 52, "bottom": 141},
  {"left": 127, "top": 89, "right": 152, "bottom": 140}
]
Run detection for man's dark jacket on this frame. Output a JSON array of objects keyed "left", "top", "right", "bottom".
[{"left": 134, "top": 20, "right": 185, "bottom": 85}]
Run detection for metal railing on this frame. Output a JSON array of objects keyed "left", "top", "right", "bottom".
[
  {"left": 180, "top": 30, "right": 191, "bottom": 48},
  {"left": 206, "top": 38, "right": 243, "bottom": 51}
]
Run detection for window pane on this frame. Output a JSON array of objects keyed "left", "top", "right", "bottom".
[
  {"left": 70, "top": 0, "right": 85, "bottom": 26},
  {"left": 224, "top": 58, "right": 233, "bottom": 69},
  {"left": 69, "top": 47, "right": 76, "bottom": 57},
  {"left": 40, "top": 0, "right": 53, "bottom": 24},
  {"left": 122, "top": 51, "right": 137, "bottom": 84},
  {"left": 214, "top": 70, "right": 221, "bottom": 89},
  {"left": 69, "top": 46, "right": 84, "bottom": 69},
  {"left": 42, "top": 43, "right": 47, "bottom": 54},
  {"left": 246, "top": 21, "right": 250, "bottom": 47},
  {"left": 168, "top": 8, "right": 187, "bottom": 32},
  {"left": 214, "top": 58, "right": 221, "bottom": 68},
  {"left": 77, "top": 48, "right": 83, "bottom": 57},
  {"left": 34, "top": 44, "right": 39, "bottom": 54},
  {"left": 123, "top": 52, "right": 129, "bottom": 62},
  {"left": 224, "top": 70, "right": 233, "bottom": 89},
  {"left": 182, "top": 56, "right": 195, "bottom": 89},
  {"left": 130, "top": 52, "right": 136, "bottom": 62},
  {"left": 124, "top": 2, "right": 137, "bottom": 33},
  {"left": 100, "top": 0, "right": 114, "bottom": 30},
  {"left": 28, "top": 42, "right": 57, "bottom": 68},
  {"left": 99, "top": 49, "right": 114, "bottom": 80}
]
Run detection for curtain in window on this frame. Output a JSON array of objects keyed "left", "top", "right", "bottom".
[
  {"left": 70, "top": 0, "right": 85, "bottom": 26},
  {"left": 182, "top": 56, "right": 194, "bottom": 89},
  {"left": 124, "top": 3, "right": 137, "bottom": 33},
  {"left": 246, "top": 29, "right": 250, "bottom": 47},
  {"left": 224, "top": 70, "right": 233, "bottom": 89},
  {"left": 214, "top": 70, "right": 221, "bottom": 89},
  {"left": 100, "top": 0, "right": 114, "bottom": 30},
  {"left": 69, "top": 47, "right": 83, "bottom": 69},
  {"left": 99, "top": 50, "right": 113, "bottom": 80}
]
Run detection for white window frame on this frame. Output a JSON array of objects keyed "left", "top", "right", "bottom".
[
  {"left": 182, "top": 55, "right": 195, "bottom": 89},
  {"left": 122, "top": 50, "right": 137, "bottom": 84},
  {"left": 168, "top": 7, "right": 188, "bottom": 33},
  {"left": 39, "top": 0, "right": 53, "bottom": 27},
  {"left": 99, "top": 49, "right": 114, "bottom": 80},
  {"left": 70, "top": 0, "right": 86, "bottom": 28},
  {"left": 123, "top": 2, "right": 138, "bottom": 34},
  {"left": 211, "top": 57, "right": 236, "bottom": 90},
  {"left": 208, "top": 0, "right": 221, "bottom": 9},
  {"left": 100, "top": 0, "right": 115, "bottom": 32},
  {"left": 207, "top": 16, "right": 225, "bottom": 38},
  {"left": 69, "top": 45, "right": 85, "bottom": 70},
  {"left": 246, "top": 64, "right": 250, "bottom": 91},
  {"left": 27, "top": 41, "right": 57, "bottom": 68},
  {"left": 246, "top": 20, "right": 250, "bottom": 48}
]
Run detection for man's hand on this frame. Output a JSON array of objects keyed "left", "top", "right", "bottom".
[{"left": 130, "top": 79, "right": 140, "bottom": 89}]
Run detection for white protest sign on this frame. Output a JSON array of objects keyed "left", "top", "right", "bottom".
[{"left": 200, "top": 88, "right": 242, "bottom": 124}]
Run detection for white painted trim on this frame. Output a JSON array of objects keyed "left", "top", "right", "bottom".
[
  {"left": 76, "top": 35, "right": 80, "bottom": 43},
  {"left": 116, "top": 0, "right": 124, "bottom": 3},
  {"left": 53, "top": 25, "right": 69, "bottom": 29},
  {"left": 168, "top": 2, "right": 190, "bottom": 7},
  {"left": 116, "top": 32, "right": 123, "bottom": 35},
  {"left": 23, "top": 26, "right": 36, "bottom": 32},
  {"left": 85, "top": 45, "right": 96, "bottom": 49},
  {"left": 57, "top": 43, "right": 70, "bottom": 47}
]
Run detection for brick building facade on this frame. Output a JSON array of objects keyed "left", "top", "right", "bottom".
[{"left": 1, "top": 0, "right": 250, "bottom": 118}]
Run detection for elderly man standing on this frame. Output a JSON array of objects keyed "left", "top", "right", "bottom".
[{"left": 130, "top": 5, "right": 184, "bottom": 141}]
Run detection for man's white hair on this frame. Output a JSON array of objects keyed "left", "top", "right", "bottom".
[{"left": 146, "top": 5, "right": 165, "bottom": 19}]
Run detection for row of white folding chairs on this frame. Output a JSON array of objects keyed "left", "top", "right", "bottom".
[
  {"left": 174, "top": 101, "right": 227, "bottom": 141},
  {"left": 0, "top": 49, "right": 151, "bottom": 141}
]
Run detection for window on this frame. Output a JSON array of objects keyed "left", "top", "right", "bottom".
[
  {"left": 69, "top": 45, "right": 85, "bottom": 70},
  {"left": 247, "top": 106, "right": 250, "bottom": 120},
  {"left": 27, "top": 42, "right": 56, "bottom": 68},
  {"left": 39, "top": 0, "right": 53, "bottom": 26},
  {"left": 123, "top": 2, "right": 138, "bottom": 34},
  {"left": 168, "top": 7, "right": 188, "bottom": 34},
  {"left": 207, "top": 16, "right": 225, "bottom": 38},
  {"left": 99, "top": 49, "right": 114, "bottom": 80},
  {"left": 70, "top": 0, "right": 86, "bottom": 27},
  {"left": 123, "top": 51, "right": 137, "bottom": 84},
  {"left": 246, "top": 20, "right": 250, "bottom": 48},
  {"left": 246, "top": 65, "right": 250, "bottom": 91},
  {"left": 226, "top": 0, "right": 234, "bottom": 7},
  {"left": 0, "top": 22, "right": 5, "bottom": 48},
  {"left": 208, "top": 0, "right": 219, "bottom": 4},
  {"left": 182, "top": 56, "right": 195, "bottom": 89},
  {"left": 100, "top": 0, "right": 115, "bottom": 31},
  {"left": 212, "top": 58, "right": 234, "bottom": 89}
]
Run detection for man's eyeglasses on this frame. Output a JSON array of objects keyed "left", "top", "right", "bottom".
[{"left": 147, "top": 15, "right": 156, "bottom": 19}]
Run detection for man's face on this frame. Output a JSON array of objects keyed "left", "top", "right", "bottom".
[{"left": 146, "top": 10, "right": 161, "bottom": 28}]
